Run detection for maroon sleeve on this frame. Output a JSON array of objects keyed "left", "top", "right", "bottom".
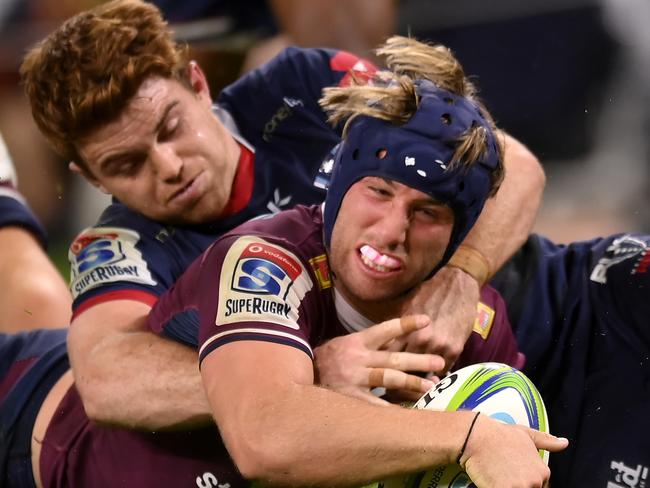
[
  {"left": 197, "top": 235, "right": 317, "bottom": 366},
  {"left": 454, "top": 285, "right": 525, "bottom": 370}
]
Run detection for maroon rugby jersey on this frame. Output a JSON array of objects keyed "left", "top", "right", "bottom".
[
  {"left": 40, "top": 385, "right": 246, "bottom": 487},
  {"left": 148, "top": 204, "right": 524, "bottom": 370}
]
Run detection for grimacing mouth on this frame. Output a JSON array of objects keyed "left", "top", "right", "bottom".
[{"left": 357, "top": 244, "right": 404, "bottom": 273}]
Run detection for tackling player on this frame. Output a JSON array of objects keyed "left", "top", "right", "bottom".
[
  {"left": 0, "top": 162, "right": 243, "bottom": 486},
  {"left": 20, "top": 0, "right": 545, "bottom": 429},
  {"left": 148, "top": 42, "right": 567, "bottom": 486}
]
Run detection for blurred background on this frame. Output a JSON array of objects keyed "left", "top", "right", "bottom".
[{"left": 1, "top": 0, "right": 648, "bottom": 274}]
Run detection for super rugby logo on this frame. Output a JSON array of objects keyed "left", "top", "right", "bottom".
[
  {"left": 70, "top": 232, "right": 121, "bottom": 272},
  {"left": 217, "top": 238, "right": 313, "bottom": 329},
  {"left": 231, "top": 243, "right": 301, "bottom": 298},
  {"left": 69, "top": 227, "right": 156, "bottom": 297},
  {"left": 590, "top": 234, "right": 648, "bottom": 284}
]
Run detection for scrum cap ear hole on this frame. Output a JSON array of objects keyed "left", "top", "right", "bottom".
[
  {"left": 352, "top": 148, "right": 360, "bottom": 160},
  {"left": 458, "top": 181, "right": 465, "bottom": 192},
  {"left": 376, "top": 148, "right": 388, "bottom": 159},
  {"left": 441, "top": 113, "right": 452, "bottom": 125}
]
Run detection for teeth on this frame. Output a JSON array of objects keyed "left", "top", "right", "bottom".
[
  {"left": 360, "top": 253, "right": 390, "bottom": 272},
  {"left": 359, "top": 245, "right": 400, "bottom": 272}
]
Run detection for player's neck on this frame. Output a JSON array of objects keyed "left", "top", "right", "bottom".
[{"left": 332, "top": 282, "right": 404, "bottom": 323}]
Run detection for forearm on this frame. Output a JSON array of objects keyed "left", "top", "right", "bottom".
[
  {"left": 460, "top": 132, "right": 545, "bottom": 275},
  {"left": 80, "top": 331, "right": 211, "bottom": 429},
  {"left": 69, "top": 302, "right": 211, "bottom": 430},
  {"left": 205, "top": 343, "right": 466, "bottom": 486},
  {"left": 217, "top": 381, "right": 468, "bottom": 486},
  {"left": 205, "top": 341, "right": 565, "bottom": 486}
]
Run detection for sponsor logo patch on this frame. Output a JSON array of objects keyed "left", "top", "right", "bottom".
[
  {"left": 473, "top": 302, "right": 495, "bottom": 339},
  {"left": 607, "top": 459, "right": 648, "bottom": 488},
  {"left": 309, "top": 254, "right": 332, "bottom": 290},
  {"left": 195, "top": 471, "right": 231, "bottom": 488},
  {"left": 216, "top": 237, "right": 313, "bottom": 329},
  {"left": 590, "top": 234, "right": 649, "bottom": 284},
  {"left": 69, "top": 227, "right": 156, "bottom": 298},
  {"left": 262, "top": 98, "right": 303, "bottom": 143}
]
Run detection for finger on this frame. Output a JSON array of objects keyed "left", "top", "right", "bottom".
[
  {"left": 367, "top": 350, "right": 444, "bottom": 374},
  {"left": 385, "top": 336, "right": 407, "bottom": 352},
  {"left": 527, "top": 428, "right": 569, "bottom": 452},
  {"left": 404, "top": 340, "right": 428, "bottom": 355},
  {"left": 403, "top": 327, "right": 434, "bottom": 355},
  {"left": 362, "top": 315, "right": 430, "bottom": 349},
  {"left": 368, "top": 368, "right": 436, "bottom": 393}
]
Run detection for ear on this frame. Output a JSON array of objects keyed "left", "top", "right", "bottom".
[
  {"left": 186, "top": 61, "right": 213, "bottom": 106},
  {"left": 69, "top": 161, "right": 110, "bottom": 194}
]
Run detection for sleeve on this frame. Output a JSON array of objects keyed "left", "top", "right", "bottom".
[
  {"left": 588, "top": 233, "right": 650, "bottom": 347},
  {"left": 68, "top": 225, "right": 165, "bottom": 317},
  {"left": 455, "top": 285, "right": 525, "bottom": 370},
  {"left": 217, "top": 46, "right": 377, "bottom": 146},
  {"left": 0, "top": 191, "right": 47, "bottom": 247},
  {"left": 196, "top": 235, "right": 317, "bottom": 366}
]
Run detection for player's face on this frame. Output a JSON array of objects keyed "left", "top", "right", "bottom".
[
  {"left": 74, "top": 64, "right": 240, "bottom": 225},
  {"left": 329, "top": 176, "right": 454, "bottom": 319}
]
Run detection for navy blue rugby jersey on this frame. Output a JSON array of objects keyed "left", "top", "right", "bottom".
[
  {"left": 148, "top": 204, "right": 524, "bottom": 370},
  {"left": 491, "top": 233, "right": 650, "bottom": 486},
  {"left": 68, "top": 47, "right": 376, "bottom": 317},
  {"left": 491, "top": 233, "right": 650, "bottom": 396}
]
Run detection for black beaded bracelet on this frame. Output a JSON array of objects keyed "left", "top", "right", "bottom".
[{"left": 457, "top": 411, "right": 481, "bottom": 465}]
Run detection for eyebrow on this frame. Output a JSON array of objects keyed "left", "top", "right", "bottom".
[
  {"left": 97, "top": 100, "right": 180, "bottom": 172},
  {"left": 375, "top": 177, "right": 442, "bottom": 205}
]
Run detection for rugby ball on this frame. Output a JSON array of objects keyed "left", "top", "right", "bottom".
[{"left": 374, "top": 362, "right": 549, "bottom": 488}]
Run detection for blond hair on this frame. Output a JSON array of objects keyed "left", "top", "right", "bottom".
[
  {"left": 320, "top": 36, "right": 504, "bottom": 194},
  {"left": 20, "top": 0, "right": 188, "bottom": 164}
]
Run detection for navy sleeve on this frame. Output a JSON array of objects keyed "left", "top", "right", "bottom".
[
  {"left": 68, "top": 203, "right": 210, "bottom": 315},
  {"left": 0, "top": 190, "right": 47, "bottom": 247},
  {"left": 588, "top": 233, "right": 650, "bottom": 349},
  {"left": 218, "top": 46, "right": 376, "bottom": 147}
]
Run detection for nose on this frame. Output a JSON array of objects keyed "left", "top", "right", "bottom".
[
  {"left": 150, "top": 144, "right": 183, "bottom": 182},
  {"left": 375, "top": 202, "right": 408, "bottom": 250}
]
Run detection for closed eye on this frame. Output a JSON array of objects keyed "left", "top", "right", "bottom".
[
  {"left": 368, "top": 185, "right": 392, "bottom": 198},
  {"left": 417, "top": 207, "right": 438, "bottom": 218},
  {"left": 159, "top": 117, "right": 181, "bottom": 142},
  {"left": 104, "top": 155, "right": 145, "bottom": 177}
]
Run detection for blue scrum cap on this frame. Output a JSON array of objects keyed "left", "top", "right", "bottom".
[{"left": 319, "top": 79, "right": 500, "bottom": 273}]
